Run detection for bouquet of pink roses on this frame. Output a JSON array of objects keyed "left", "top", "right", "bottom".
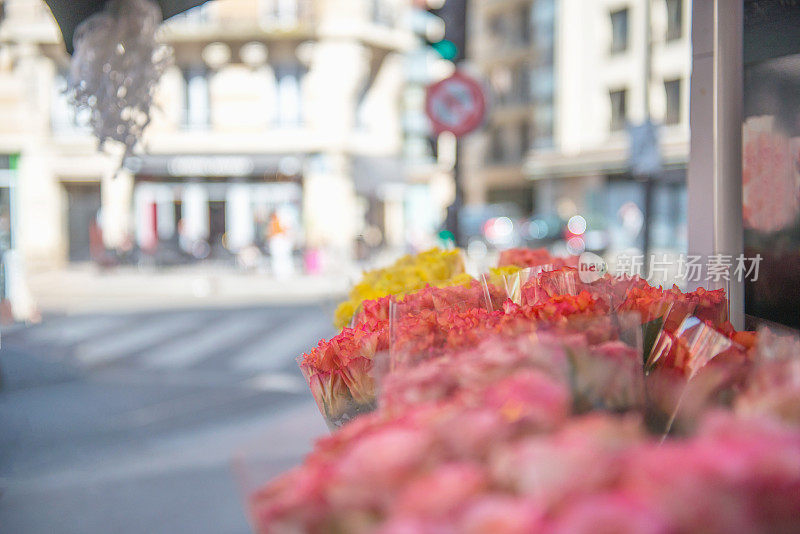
[
  {"left": 256, "top": 247, "right": 800, "bottom": 534},
  {"left": 250, "top": 389, "right": 800, "bottom": 533}
]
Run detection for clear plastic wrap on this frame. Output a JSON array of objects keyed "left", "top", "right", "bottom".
[
  {"left": 735, "top": 324, "right": 800, "bottom": 424},
  {"left": 563, "top": 311, "right": 645, "bottom": 413},
  {"left": 645, "top": 315, "right": 746, "bottom": 437}
]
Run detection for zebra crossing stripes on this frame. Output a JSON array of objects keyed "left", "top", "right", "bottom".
[
  {"left": 230, "top": 312, "right": 334, "bottom": 372},
  {"left": 22, "top": 315, "right": 130, "bottom": 345},
  {"left": 4, "top": 306, "right": 337, "bottom": 378},
  {"left": 75, "top": 313, "right": 202, "bottom": 366},
  {"left": 139, "top": 312, "right": 271, "bottom": 370}
]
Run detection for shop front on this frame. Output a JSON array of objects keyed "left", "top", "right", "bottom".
[{"left": 126, "top": 154, "right": 303, "bottom": 266}]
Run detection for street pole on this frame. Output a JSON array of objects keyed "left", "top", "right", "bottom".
[
  {"left": 437, "top": 0, "right": 467, "bottom": 247},
  {"left": 445, "top": 140, "right": 463, "bottom": 246},
  {"left": 641, "top": 0, "right": 654, "bottom": 274}
]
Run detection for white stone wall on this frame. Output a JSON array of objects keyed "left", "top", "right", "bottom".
[
  {"left": 557, "top": 0, "right": 691, "bottom": 155},
  {"left": 0, "top": 0, "right": 426, "bottom": 270},
  {"left": 463, "top": 0, "right": 692, "bottom": 206}
]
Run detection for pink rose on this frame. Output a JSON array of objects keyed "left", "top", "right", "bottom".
[{"left": 546, "top": 492, "right": 672, "bottom": 534}]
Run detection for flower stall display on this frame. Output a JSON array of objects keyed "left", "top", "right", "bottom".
[
  {"left": 333, "top": 248, "right": 472, "bottom": 329},
  {"left": 248, "top": 247, "right": 800, "bottom": 533}
]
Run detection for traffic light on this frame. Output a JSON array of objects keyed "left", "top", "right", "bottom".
[
  {"left": 427, "top": 0, "right": 467, "bottom": 63},
  {"left": 430, "top": 39, "right": 458, "bottom": 61},
  {"left": 410, "top": 0, "right": 467, "bottom": 63}
]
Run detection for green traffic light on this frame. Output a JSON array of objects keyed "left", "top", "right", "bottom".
[
  {"left": 431, "top": 39, "right": 458, "bottom": 60},
  {"left": 438, "top": 230, "right": 455, "bottom": 245}
]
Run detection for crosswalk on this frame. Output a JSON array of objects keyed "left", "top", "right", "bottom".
[
  {"left": 2, "top": 305, "right": 337, "bottom": 386},
  {"left": 74, "top": 313, "right": 201, "bottom": 366}
]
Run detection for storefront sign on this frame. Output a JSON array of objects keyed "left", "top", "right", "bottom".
[
  {"left": 124, "top": 154, "right": 297, "bottom": 178},
  {"left": 166, "top": 156, "right": 254, "bottom": 177}
]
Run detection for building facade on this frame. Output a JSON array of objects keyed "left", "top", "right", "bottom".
[
  {"left": 463, "top": 0, "right": 691, "bottom": 257},
  {"left": 0, "top": 0, "right": 453, "bottom": 274}
]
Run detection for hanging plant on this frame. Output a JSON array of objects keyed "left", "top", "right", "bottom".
[{"left": 67, "top": 0, "right": 172, "bottom": 160}]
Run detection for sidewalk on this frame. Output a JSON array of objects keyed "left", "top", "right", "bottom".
[{"left": 26, "top": 265, "right": 350, "bottom": 314}]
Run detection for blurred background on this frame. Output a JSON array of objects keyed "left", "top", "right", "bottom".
[
  {"left": 0, "top": 0, "right": 692, "bottom": 532},
  {"left": 0, "top": 0, "right": 691, "bottom": 321}
]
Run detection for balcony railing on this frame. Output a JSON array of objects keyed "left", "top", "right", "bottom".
[
  {"left": 256, "top": 0, "right": 315, "bottom": 31},
  {"left": 163, "top": 0, "right": 316, "bottom": 34}
]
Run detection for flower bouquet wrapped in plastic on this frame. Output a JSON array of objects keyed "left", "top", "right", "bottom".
[
  {"left": 301, "top": 279, "right": 503, "bottom": 428},
  {"left": 736, "top": 325, "right": 800, "bottom": 424},
  {"left": 562, "top": 313, "right": 645, "bottom": 414},
  {"left": 297, "top": 323, "right": 388, "bottom": 429},
  {"left": 644, "top": 315, "right": 751, "bottom": 436}
]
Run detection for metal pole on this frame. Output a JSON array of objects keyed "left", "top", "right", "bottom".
[
  {"left": 445, "top": 139, "right": 463, "bottom": 246},
  {"left": 687, "top": 0, "right": 744, "bottom": 328},
  {"left": 643, "top": 0, "right": 652, "bottom": 117},
  {"left": 641, "top": 0, "right": 654, "bottom": 273},
  {"left": 440, "top": 0, "right": 468, "bottom": 246}
]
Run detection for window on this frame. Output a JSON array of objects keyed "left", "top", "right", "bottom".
[
  {"left": 533, "top": 101, "right": 554, "bottom": 149},
  {"left": 665, "top": 0, "right": 683, "bottom": 41},
  {"left": 51, "top": 73, "right": 90, "bottom": 133},
  {"left": 489, "top": 14, "right": 505, "bottom": 37},
  {"left": 610, "top": 8, "right": 629, "bottom": 54},
  {"left": 261, "top": 0, "right": 299, "bottom": 26},
  {"left": 490, "top": 128, "right": 504, "bottom": 163},
  {"left": 530, "top": 0, "right": 556, "bottom": 150},
  {"left": 274, "top": 64, "right": 305, "bottom": 127},
  {"left": 489, "top": 67, "right": 513, "bottom": 105},
  {"left": 664, "top": 78, "right": 681, "bottom": 125},
  {"left": 519, "top": 5, "right": 532, "bottom": 45},
  {"left": 529, "top": 65, "right": 554, "bottom": 101},
  {"left": 372, "top": 0, "right": 394, "bottom": 25},
  {"left": 488, "top": 13, "right": 509, "bottom": 49},
  {"left": 183, "top": 69, "right": 210, "bottom": 129},
  {"left": 610, "top": 89, "right": 627, "bottom": 131},
  {"left": 490, "top": 65, "right": 530, "bottom": 106},
  {"left": 520, "top": 121, "right": 531, "bottom": 155},
  {"left": 514, "top": 66, "right": 530, "bottom": 103},
  {"left": 166, "top": 4, "right": 211, "bottom": 27},
  {"left": 531, "top": 0, "right": 555, "bottom": 54}
]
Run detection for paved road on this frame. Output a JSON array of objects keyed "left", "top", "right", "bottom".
[{"left": 0, "top": 304, "right": 336, "bottom": 533}]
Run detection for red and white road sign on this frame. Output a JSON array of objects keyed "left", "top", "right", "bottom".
[{"left": 425, "top": 70, "right": 486, "bottom": 137}]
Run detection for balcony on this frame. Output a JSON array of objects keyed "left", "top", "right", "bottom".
[{"left": 160, "top": 0, "right": 316, "bottom": 44}]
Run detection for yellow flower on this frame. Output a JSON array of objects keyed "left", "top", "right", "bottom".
[
  {"left": 333, "top": 248, "right": 469, "bottom": 328},
  {"left": 491, "top": 265, "right": 522, "bottom": 277}
]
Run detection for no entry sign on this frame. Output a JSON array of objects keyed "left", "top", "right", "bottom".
[{"left": 425, "top": 71, "right": 486, "bottom": 137}]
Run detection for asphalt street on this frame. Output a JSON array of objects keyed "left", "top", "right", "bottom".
[{"left": 0, "top": 304, "right": 336, "bottom": 533}]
